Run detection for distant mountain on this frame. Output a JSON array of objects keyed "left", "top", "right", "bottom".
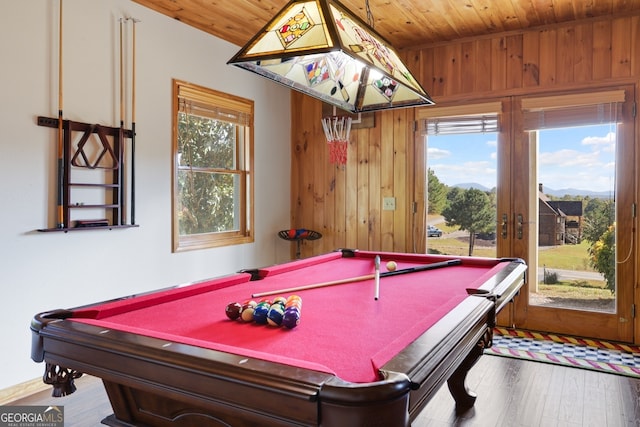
[
  {"left": 452, "top": 182, "right": 492, "bottom": 192},
  {"left": 452, "top": 183, "right": 612, "bottom": 198},
  {"left": 541, "top": 187, "right": 613, "bottom": 199}
]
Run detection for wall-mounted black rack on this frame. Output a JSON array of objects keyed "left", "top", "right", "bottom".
[{"left": 37, "top": 116, "right": 138, "bottom": 232}]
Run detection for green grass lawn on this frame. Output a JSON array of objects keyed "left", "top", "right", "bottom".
[
  {"left": 428, "top": 217, "right": 594, "bottom": 271},
  {"left": 426, "top": 225, "right": 614, "bottom": 302},
  {"left": 538, "top": 240, "right": 595, "bottom": 271},
  {"left": 427, "top": 237, "right": 497, "bottom": 258}
]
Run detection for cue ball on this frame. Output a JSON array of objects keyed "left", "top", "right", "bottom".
[{"left": 386, "top": 261, "right": 397, "bottom": 271}]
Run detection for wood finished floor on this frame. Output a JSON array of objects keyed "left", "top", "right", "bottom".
[{"left": 10, "top": 355, "right": 640, "bottom": 426}]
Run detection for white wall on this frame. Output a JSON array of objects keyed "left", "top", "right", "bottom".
[{"left": 0, "top": 0, "right": 292, "bottom": 391}]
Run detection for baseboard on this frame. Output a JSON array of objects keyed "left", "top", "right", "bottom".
[{"left": 0, "top": 377, "right": 49, "bottom": 405}]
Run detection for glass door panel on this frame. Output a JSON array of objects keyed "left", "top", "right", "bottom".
[
  {"left": 532, "top": 125, "right": 616, "bottom": 313},
  {"left": 426, "top": 132, "right": 498, "bottom": 258},
  {"left": 514, "top": 86, "right": 634, "bottom": 342}
]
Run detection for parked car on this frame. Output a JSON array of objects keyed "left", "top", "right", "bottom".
[
  {"left": 475, "top": 231, "right": 496, "bottom": 240},
  {"left": 427, "top": 225, "right": 442, "bottom": 237}
]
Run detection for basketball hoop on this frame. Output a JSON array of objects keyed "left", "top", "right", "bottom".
[{"left": 321, "top": 116, "right": 352, "bottom": 165}]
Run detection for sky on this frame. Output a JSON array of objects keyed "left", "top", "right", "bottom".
[{"left": 427, "top": 124, "right": 616, "bottom": 194}]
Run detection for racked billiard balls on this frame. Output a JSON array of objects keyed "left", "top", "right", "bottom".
[{"left": 225, "top": 302, "right": 242, "bottom": 320}]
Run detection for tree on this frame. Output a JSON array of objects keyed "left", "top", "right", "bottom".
[
  {"left": 442, "top": 188, "right": 495, "bottom": 256},
  {"left": 427, "top": 169, "right": 447, "bottom": 214},
  {"left": 582, "top": 198, "right": 614, "bottom": 243},
  {"left": 588, "top": 224, "right": 615, "bottom": 293},
  {"left": 177, "top": 112, "right": 236, "bottom": 235},
  {"left": 583, "top": 198, "right": 616, "bottom": 294}
]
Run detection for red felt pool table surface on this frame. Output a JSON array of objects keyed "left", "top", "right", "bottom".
[
  {"left": 71, "top": 250, "right": 512, "bottom": 384},
  {"left": 32, "top": 249, "right": 527, "bottom": 427}
]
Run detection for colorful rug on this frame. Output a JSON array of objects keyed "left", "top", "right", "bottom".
[{"left": 485, "top": 327, "right": 640, "bottom": 378}]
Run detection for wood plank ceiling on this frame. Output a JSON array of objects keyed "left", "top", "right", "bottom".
[{"left": 132, "top": 0, "right": 640, "bottom": 50}]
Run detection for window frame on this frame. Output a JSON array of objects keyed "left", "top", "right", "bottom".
[{"left": 172, "top": 79, "right": 254, "bottom": 252}]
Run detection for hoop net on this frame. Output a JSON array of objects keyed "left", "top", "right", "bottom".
[{"left": 321, "top": 116, "right": 352, "bottom": 165}]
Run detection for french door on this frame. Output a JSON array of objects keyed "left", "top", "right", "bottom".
[
  {"left": 506, "top": 86, "right": 635, "bottom": 342},
  {"left": 419, "top": 86, "right": 635, "bottom": 342}
]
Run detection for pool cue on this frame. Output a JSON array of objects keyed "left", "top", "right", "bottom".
[
  {"left": 129, "top": 17, "right": 138, "bottom": 225},
  {"left": 379, "top": 258, "right": 461, "bottom": 278},
  {"left": 119, "top": 18, "right": 124, "bottom": 131},
  {"left": 251, "top": 258, "right": 462, "bottom": 298},
  {"left": 56, "top": 0, "right": 64, "bottom": 228},
  {"left": 374, "top": 255, "right": 381, "bottom": 300},
  {"left": 251, "top": 274, "right": 377, "bottom": 298},
  {"left": 119, "top": 17, "right": 125, "bottom": 225}
]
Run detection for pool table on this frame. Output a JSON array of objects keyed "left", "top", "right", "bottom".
[{"left": 31, "top": 249, "right": 526, "bottom": 427}]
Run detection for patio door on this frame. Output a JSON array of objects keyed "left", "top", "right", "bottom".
[
  {"left": 418, "top": 100, "right": 511, "bottom": 324},
  {"left": 510, "top": 86, "right": 635, "bottom": 342}
]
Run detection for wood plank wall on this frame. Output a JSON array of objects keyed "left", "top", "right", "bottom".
[
  {"left": 289, "top": 14, "right": 640, "bottom": 260},
  {"left": 290, "top": 92, "right": 416, "bottom": 258},
  {"left": 409, "top": 15, "right": 640, "bottom": 99}
]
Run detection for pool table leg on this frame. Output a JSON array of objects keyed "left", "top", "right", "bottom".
[{"left": 446, "top": 327, "right": 492, "bottom": 411}]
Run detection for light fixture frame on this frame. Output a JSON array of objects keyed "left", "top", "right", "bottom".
[{"left": 228, "top": 0, "right": 434, "bottom": 113}]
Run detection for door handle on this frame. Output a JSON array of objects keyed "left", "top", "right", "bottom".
[
  {"left": 501, "top": 213, "right": 508, "bottom": 239},
  {"left": 517, "top": 214, "right": 523, "bottom": 239}
]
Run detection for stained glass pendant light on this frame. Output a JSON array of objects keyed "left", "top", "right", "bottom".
[{"left": 228, "top": 0, "right": 434, "bottom": 113}]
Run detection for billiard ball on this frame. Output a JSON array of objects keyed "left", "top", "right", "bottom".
[
  {"left": 240, "top": 303, "right": 256, "bottom": 322},
  {"left": 282, "top": 307, "right": 301, "bottom": 329},
  {"left": 286, "top": 295, "right": 302, "bottom": 307},
  {"left": 225, "top": 302, "right": 242, "bottom": 320},
  {"left": 285, "top": 299, "right": 302, "bottom": 310},
  {"left": 273, "top": 296, "right": 287, "bottom": 306},
  {"left": 386, "top": 261, "right": 397, "bottom": 271},
  {"left": 253, "top": 304, "right": 270, "bottom": 324},
  {"left": 267, "top": 305, "right": 285, "bottom": 326}
]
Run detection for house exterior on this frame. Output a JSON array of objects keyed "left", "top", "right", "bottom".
[
  {"left": 539, "top": 197, "right": 566, "bottom": 246},
  {"left": 547, "top": 201, "right": 584, "bottom": 244},
  {"left": 538, "top": 185, "right": 584, "bottom": 246}
]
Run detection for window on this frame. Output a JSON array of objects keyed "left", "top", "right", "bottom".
[
  {"left": 418, "top": 102, "right": 501, "bottom": 257},
  {"left": 172, "top": 80, "right": 254, "bottom": 252}
]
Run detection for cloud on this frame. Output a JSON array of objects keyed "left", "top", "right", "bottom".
[
  {"left": 431, "top": 161, "right": 496, "bottom": 188},
  {"left": 539, "top": 149, "right": 601, "bottom": 167},
  {"left": 427, "top": 147, "right": 451, "bottom": 159},
  {"left": 582, "top": 131, "right": 615, "bottom": 147},
  {"left": 540, "top": 168, "right": 614, "bottom": 191}
]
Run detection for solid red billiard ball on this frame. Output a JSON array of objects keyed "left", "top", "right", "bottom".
[{"left": 225, "top": 302, "right": 242, "bottom": 320}]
